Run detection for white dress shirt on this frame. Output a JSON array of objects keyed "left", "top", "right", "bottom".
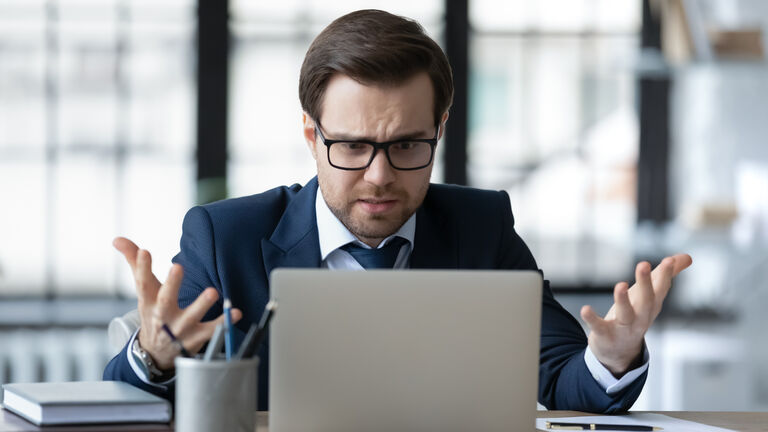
[
  {"left": 315, "top": 188, "right": 415, "bottom": 269},
  {"left": 129, "top": 188, "right": 649, "bottom": 395}
]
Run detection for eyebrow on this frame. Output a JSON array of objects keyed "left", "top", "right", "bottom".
[{"left": 321, "top": 127, "right": 434, "bottom": 142}]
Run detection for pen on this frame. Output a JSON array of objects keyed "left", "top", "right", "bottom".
[
  {"left": 235, "top": 300, "right": 277, "bottom": 360},
  {"left": 546, "top": 421, "right": 662, "bottom": 431},
  {"left": 161, "top": 324, "right": 191, "bottom": 357},
  {"left": 223, "top": 297, "right": 234, "bottom": 361},
  {"left": 203, "top": 323, "right": 225, "bottom": 361}
]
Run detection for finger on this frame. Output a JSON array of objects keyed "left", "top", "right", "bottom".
[
  {"left": 197, "top": 308, "right": 244, "bottom": 334},
  {"left": 113, "top": 237, "right": 140, "bottom": 269},
  {"left": 174, "top": 287, "right": 219, "bottom": 332},
  {"left": 184, "top": 308, "right": 244, "bottom": 352},
  {"left": 612, "top": 282, "right": 635, "bottom": 326},
  {"left": 231, "top": 308, "right": 243, "bottom": 323},
  {"left": 652, "top": 257, "right": 675, "bottom": 301},
  {"left": 634, "top": 261, "right": 654, "bottom": 307},
  {"left": 580, "top": 305, "right": 609, "bottom": 334},
  {"left": 670, "top": 253, "right": 693, "bottom": 276},
  {"left": 155, "top": 264, "right": 184, "bottom": 318},
  {"left": 135, "top": 249, "right": 162, "bottom": 301}
]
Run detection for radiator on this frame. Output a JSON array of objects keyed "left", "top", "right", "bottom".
[{"left": 0, "top": 328, "right": 112, "bottom": 385}]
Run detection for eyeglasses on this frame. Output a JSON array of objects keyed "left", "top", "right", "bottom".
[{"left": 314, "top": 121, "right": 439, "bottom": 171}]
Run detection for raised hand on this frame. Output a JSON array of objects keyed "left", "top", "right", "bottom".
[
  {"left": 580, "top": 254, "right": 693, "bottom": 376},
  {"left": 113, "top": 237, "right": 242, "bottom": 370}
]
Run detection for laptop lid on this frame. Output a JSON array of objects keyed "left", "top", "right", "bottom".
[{"left": 269, "top": 269, "right": 542, "bottom": 432}]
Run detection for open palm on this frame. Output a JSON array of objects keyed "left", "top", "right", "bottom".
[{"left": 580, "top": 254, "right": 693, "bottom": 375}]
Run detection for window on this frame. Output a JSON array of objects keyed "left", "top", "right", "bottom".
[
  {"left": 0, "top": 0, "right": 196, "bottom": 297},
  {"left": 469, "top": 0, "right": 641, "bottom": 287}
]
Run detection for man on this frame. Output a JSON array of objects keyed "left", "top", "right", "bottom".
[{"left": 104, "top": 9, "right": 691, "bottom": 413}]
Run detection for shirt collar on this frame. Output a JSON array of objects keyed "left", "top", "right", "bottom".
[{"left": 315, "top": 187, "right": 416, "bottom": 260}]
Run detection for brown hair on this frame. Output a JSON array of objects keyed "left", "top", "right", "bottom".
[{"left": 299, "top": 9, "right": 453, "bottom": 126}]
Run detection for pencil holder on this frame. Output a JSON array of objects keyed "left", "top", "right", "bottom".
[{"left": 175, "top": 356, "right": 259, "bottom": 432}]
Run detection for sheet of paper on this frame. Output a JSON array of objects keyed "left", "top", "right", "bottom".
[{"left": 537, "top": 413, "right": 736, "bottom": 432}]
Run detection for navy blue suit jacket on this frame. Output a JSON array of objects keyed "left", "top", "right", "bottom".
[{"left": 104, "top": 177, "right": 646, "bottom": 413}]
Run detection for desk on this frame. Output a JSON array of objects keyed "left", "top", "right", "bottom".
[
  {"left": 544, "top": 411, "right": 768, "bottom": 432},
  {"left": 2, "top": 408, "right": 767, "bottom": 432}
]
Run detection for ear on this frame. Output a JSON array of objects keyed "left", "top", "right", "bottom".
[
  {"left": 438, "top": 111, "right": 449, "bottom": 140},
  {"left": 302, "top": 112, "right": 318, "bottom": 160}
]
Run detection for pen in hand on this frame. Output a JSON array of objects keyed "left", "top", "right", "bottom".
[
  {"left": 235, "top": 300, "right": 277, "bottom": 360},
  {"left": 161, "top": 324, "right": 191, "bottom": 358}
]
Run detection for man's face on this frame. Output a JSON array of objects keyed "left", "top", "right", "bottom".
[{"left": 303, "top": 72, "right": 445, "bottom": 247}]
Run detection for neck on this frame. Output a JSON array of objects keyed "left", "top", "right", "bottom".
[{"left": 356, "top": 236, "right": 384, "bottom": 248}]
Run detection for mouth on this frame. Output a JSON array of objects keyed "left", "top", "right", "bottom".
[{"left": 356, "top": 198, "right": 398, "bottom": 214}]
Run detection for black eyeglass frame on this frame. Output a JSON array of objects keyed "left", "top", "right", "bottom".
[{"left": 314, "top": 121, "right": 440, "bottom": 171}]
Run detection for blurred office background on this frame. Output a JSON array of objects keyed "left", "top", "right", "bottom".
[{"left": 1, "top": 0, "right": 767, "bottom": 411}]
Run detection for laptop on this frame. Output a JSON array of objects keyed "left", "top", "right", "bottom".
[{"left": 268, "top": 269, "right": 542, "bottom": 432}]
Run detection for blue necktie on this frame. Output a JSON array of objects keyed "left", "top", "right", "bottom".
[{"left": 341, "top": 237, "right": 408, "bottom": 269}]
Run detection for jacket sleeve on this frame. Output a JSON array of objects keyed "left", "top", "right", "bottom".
[
  {"left": 172, "top": 206, "right": 225, "bottom": 317},
  {"left": 495, "top": 190, "right": 646, "bottom": 413},
  {"left": 102, "top": 335, "right": 175, "bottom": 401}
]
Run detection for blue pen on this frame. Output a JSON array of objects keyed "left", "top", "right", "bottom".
[{"left": 223, "top": 298, "right": 234, "bottom": 360}]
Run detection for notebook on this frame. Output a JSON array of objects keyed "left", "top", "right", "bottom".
[
  {"left": 269, "top": 269, "right": 543, "bottom": 432},
  {"left": 1, "top": 381, "right": 171, "bottom": 426}
]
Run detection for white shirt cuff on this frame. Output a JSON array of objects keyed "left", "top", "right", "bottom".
[
  {"left": 126, "top": 328, "right": 176, "bottom": 388},
  {"left": 583, "top": 344, "right": 649, "bottom": 395}
]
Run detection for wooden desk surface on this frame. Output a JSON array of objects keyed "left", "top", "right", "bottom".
[{"left": 2, "top": 408, "right": 767, "bottom": 432}]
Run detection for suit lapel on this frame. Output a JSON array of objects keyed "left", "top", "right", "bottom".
[
  {"left": 261, "top": 180, "right": 459, "bottom": 273},
  {"left": 261, "top": 177, "right": 322, "bottom": 278},
  {"left": 410, "top": 186, "right": 459, "bottom": 269}
]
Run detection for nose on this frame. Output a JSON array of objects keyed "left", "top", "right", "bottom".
[{"left": 363, "top": 148, "right": 396, "bottom": 187}]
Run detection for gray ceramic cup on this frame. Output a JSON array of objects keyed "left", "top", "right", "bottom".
[{"left": 175, "top": 356, "right": 259, "bottom": 432}]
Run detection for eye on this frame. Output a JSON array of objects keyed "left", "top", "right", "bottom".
[
  {"left": 392, "top": 141, "right": 418, "bottom": 151},
  {"left": 339, "top": 142, "right": 368, "bottom": 151}
]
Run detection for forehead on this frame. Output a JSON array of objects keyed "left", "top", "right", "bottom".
[{"left": 319, "top": 72, "right": 435, "bottom": 137}]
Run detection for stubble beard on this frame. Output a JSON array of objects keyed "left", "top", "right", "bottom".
[{"left": 320, "top": 183, "right": 425, "bottom": 243}]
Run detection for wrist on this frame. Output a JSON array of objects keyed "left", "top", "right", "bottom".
[
  {"left": 600, "top": 343, "right": 645, "bottom": 378},
  {"left": 131, "top": 335, "right": 174, "bottom": 382}
]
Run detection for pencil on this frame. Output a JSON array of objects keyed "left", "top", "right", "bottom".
[{"left": 223, "top": 298, "right": 234, "bottom": 360}]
